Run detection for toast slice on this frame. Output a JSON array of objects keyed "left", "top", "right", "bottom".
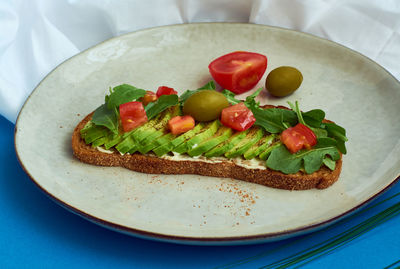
[{"left": 72, "top": 112, "right": 342, "bottom": 190}]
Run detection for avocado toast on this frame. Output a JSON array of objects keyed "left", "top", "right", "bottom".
[{"left": 72, "top": 82, "right": 347, "bottom": 190}]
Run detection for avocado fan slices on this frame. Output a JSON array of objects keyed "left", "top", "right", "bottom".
[{"left": 83, "top": 105, "right": 282, "bottom": 165}]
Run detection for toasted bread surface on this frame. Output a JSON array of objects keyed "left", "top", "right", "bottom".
[{"left": 72, "top": 112, "right": 342, "bottom": 190}]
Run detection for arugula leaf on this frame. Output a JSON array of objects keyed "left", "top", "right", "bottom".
[
  {"left": 288, "top": 101, "right": 325, "bottom": 128},
  {"left": 197, "top": 81, "right": 216, "bottom": 90},
  {"left": 221, "top": 87, "right": 263, "bottom": 107},
  {"left": 303, "top": 109, "right": 325, "bottom": 128},
  {"left": 323, "top": 156, "right": 336, "bottom": 170},
  {"left": 221, "top": 88, "right": 297, "bottom": 133},
  {"left": 266, "top": 138, "right": 340, "bottom": 174},
  {"left": 145, "top": 94, "right": 179, "bottom": 120},
  {"left": 324, "top": 122, "right": 348, "bottom": 154},
  {"left": 252, "top": 107, "right": 297, "bottom": 133},
  {"left": 266, "top": 145, "right": 303, "bottom": 174},
  {"left": 106, "top": 84, "right": 146, "bottom": 109},
  {"left": 179, "top": 81, "right": 216, "bottom": 105},
  {"left": 92, "top": 104, "right": 119, "bottom": 134},
  {"left": 310, "top": 127, "right": 328, "bottom": 138},
  {"left": 221, "top": 90, "right": 241, "bottom": 105},
  {"left": 244, "top": 88, "right": 263, "bottom": 108}
]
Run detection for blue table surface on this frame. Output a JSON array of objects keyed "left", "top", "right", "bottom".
[{"left": 1, "top": 113, "right": 400, "bottom": 269}]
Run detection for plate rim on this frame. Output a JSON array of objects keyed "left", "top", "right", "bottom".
[
  {"left": 14, "top": 22, "right": 400, "bottom": 245},
  {"left": 14, "top": 158, "right": 400, "bottom": 244}
]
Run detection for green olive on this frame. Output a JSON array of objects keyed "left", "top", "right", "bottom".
[
  {"left": 265, "top": 66, "right": 303, "bottom": 97},
  {"left": 183, "top": 90, "right": 229, "bottom": 121}
]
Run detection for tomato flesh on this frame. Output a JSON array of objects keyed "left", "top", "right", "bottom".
[
  {"left": 156, "top": 86, "right": 177, "bottom": 97},
  {"left": 220, "top": 102, "right": 255, "bottom": 131},
  {"left": 168, "top": 115, "right": 195, "bottom": 135},
  {"left": 280, "top": 123, "right": 317, "bottom": 153},
  {"left": 119, "top": 101, "right": 148, "bottom": 132},
  {"left": 141, "top": 91, "right": 158, "bottom": 106},
  {"left": 208, "top": 51, "right": 267, "bottom": 94}
]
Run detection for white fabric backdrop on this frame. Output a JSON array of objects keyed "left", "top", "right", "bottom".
[{"left": 1, "top": 0, "right": 400, "bottom": 123}]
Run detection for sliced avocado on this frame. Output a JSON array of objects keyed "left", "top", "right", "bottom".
[
  {"left": 224, "top": 128, "right": 264, "bottom": 159},
  {"left": 152, "top": 123, "right": 205, "bottom": 157},
  {"left": 130, "top": 110, "right": 167, "bottom": 142},
  {"left": 204, "top": 129, "right": 249, "bottom": 158},
  {"left": 114, "top": 119, "right": 158, "bottom": 152},
  {"left": 134, "top": 106, "right": 179, "bottom": 147},
  {"left": 91, "top": 136, "right": 108, "bottom": 147},
  {"left": 170, "top": 123, "right": 205, "bottom": 147},
  {"left": 135, "top": 107, "right": 181, "bottom": 154},
  {"left": 115, "top": 135, "right": 136, "bottom": 154},
  {"left": 137, "top": 132, "right": 176, "bottom": 154},
  {"left": 128, "top": 144, "right": 139, "bottom": 154},
  {"left": 243, "top": 134, "right": 277, "bottom": 160},
  {"left": 154, "top": 133, "right": 176, "bottom": 147},
  {"left": 152, "top": 105, "right": 180, "bottom": 129},
  {"left": 259, "top": 142, "right": 282, "bottom": 160},
  {"left": 187, "top": 126, "right": 233, "bottom": 157},
  {"left": 80, "top": 121, "right": 95, "bottom": 135},
  {"left": 93, "top": 131, "right": 117, "bottom": 148},
  {"left": 104, "top": 134, "right": 123, "bottom": 149},
  {"left": 82, "top": 125, "right": 109, "bottom": 144},
  {"left": 173, "top": 120, "right": 220, "bottom": 154}
]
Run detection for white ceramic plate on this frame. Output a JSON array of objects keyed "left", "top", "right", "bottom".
[{"left": 15, "top": 23, "right": 400, "bottom": 245}]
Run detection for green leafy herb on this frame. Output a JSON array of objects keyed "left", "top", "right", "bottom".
[
  {"left": 266, "top": 138, "right": 340, "bottom": 174},
  {"left": 252, "top": 107, "right": 297, "bottom": 133},
  {"left": 303, "top": 109, "right": 325, "bottom": 128},
  {"left": 106, "top": 84, "right": 146, "bottom": 109},
  {"left": 145, "top": 94, "right": 179, "bottom": 120},
  {"left": 221, "top": 87, "right": 263, "bottom": 106},
  {"left": 324, "top": 122, "right": 348, "bottom": 154},
  {"left": 221, "top": 88, "right": 298, "bottom": 133},
  {"left": 92, "top": 104, "right": 119, "bottom": 134},
  {"left": 179, "top": 81, "right": 216, "bottom": 105},
  {"left": 310, "top": 127, "right": 328, "bottom": 138},
  {"left": 244, "top": 88, "right": 263, "bottom": 108},
  {"left": 291, "top": 103, "right": 328, "bottom": 138},
  {"left": 221, "top": 89, "right": 241, "bottom": 105},
  {"left": 323, "top": 156, "right": 336, "bottom": 170},
  {"left": 288, "top": 101, "right": 306, "bottom": 125},
  {"left": 197, "top": 81, "right": 216, "bottom": 90}
]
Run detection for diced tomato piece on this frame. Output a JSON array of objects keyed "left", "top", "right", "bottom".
[
  {"left": 141, "top": 91, "right": 158, "bottom": 106},
  {"left": 168, "top": 115, "right": 195, "bottom": 135},
  {"left": 119, "top": 101, "right": 148, "bottom": 132},
  {"left": 280, "top": 123, "right": 317, "bottom": 153},
  {"left": 156, "top": 86, "right": 177, "bottom": 97},
  {"left": 220, "top": 102, "right": 255, "bottom": 131},
  {"left": 208, "top": 51, "right": 267, "bottom": 94}
]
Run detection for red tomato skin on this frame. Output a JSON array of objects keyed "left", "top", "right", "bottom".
[
  {"left": 168, "top": 115, "right": 195, "bottom": 135},
  {"left": 208, "top": 51, "right": 267, "bottom": 94},
  {"left": 141, "top": 91, "right": 158, "bottom": 106},
  {"left": 119, "top": 101, "right": 148, "bottom": 132},
  {"left": 220, "top": 103, "right": 256, "bottom": 131},
  {"left": 280, "top": 123, "right": 317, "bottom": 153},
  {"left": 294, "top": 123, "right": 317, "bottom": 149},
  {"left": 156, "top": 86, "right": 178, "bottom": 97}
]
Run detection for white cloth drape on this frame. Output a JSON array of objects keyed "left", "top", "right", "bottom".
[{"left": 1, "top": 0, "right": 400, "bottom": 123}]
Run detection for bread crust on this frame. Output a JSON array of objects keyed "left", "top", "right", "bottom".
[{"left": 72, "top": 113, "right": 342, "bottom": 190}]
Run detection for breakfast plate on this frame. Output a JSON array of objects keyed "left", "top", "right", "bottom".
[{"left": 15, "top": 23, "right": 400, "bottom": 245}]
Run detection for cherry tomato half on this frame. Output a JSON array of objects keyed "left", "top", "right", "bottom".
[
  {"left": 220, "top": 102, "right": 255, "bottom": 131},
  {"left": 141, "top": 91, "right": 158, "bottom": 106},
  {"left": 280, "top": 123, "right": 317, "bottom": 153},
  {"left": 168, "top": 115, "right": 195, "bottom": 135},
  {"left": 208, "top": 51, "right": 267, "bottom": 94},
  {"left": 156, "top": 86, "right": 177, "bottom": 97},
  {"left": 119, "top": 101, "right": 148, "bottom": 132}
]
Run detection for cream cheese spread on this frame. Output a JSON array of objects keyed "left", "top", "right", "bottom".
[{"left": 96, "top": 146, "right": 267, "bottom": 170}]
